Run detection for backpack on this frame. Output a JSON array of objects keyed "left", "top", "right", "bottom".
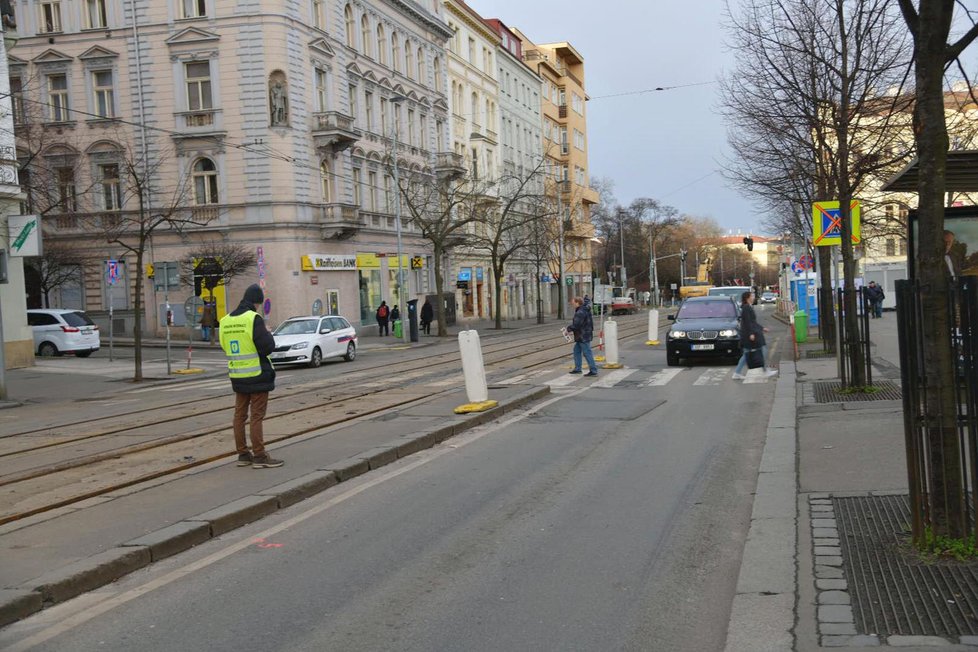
[{"left": 378, "top": 305, "right": 389, "bottom": 318}]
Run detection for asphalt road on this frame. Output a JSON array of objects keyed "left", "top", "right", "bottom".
[{"left": 4, "top": 327, "right": 777, "bottom": 652}]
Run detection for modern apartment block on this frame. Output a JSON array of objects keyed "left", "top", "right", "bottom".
[{"left": 10, "top": 0, "right": 452, "bottom": 333}]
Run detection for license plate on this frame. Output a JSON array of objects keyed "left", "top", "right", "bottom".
[{"left": 691, "top": 344, "right": 715, "bottom": 351}]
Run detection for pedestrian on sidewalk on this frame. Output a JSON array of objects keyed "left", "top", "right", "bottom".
[
  {"left": 866, "top": 281, "right": 884, "bottom": 318},
  {"left": 218, "top": 284, "right": 283, "bottom": 468},
  {"left": 420, "top": 299, "right": 433, "bottom": 335},
  {"left": 567, "top": 296, "right": 598, "bottom": 376},
  {"left": 733, "top": 291, "right": 777, "bottom": 380},
  {"left": 390, "top": 304, "right": 401, "bottom": 329},
  {"left": 376, "top": 301, "right": 390, "bottom": 336},
  {"left": 200, "top": 298, "right": 217, "bottom": 341}
]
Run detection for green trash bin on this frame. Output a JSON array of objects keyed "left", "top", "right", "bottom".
[
  {"left": 393, "top": 319, "right": 403, "bottom": 339},
  {"left": 794, "top": 310, "right": 808, "bottom": 343}
]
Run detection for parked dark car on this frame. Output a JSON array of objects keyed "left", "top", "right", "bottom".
[{"left": 666, "top": 297, "right": 741, "bottom": 366}]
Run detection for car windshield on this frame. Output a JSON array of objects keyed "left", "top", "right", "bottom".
[
  {"left": 63, "top": 312, "right": 95, "bottom": 327},
  {"left": 274, "top": 319, "right": 318, "bottom": 335},
  {"left": 763, "top": 293, "right": 776, "bottom": 299},
  {"left": 677, "top": 301, "right": 737, "bottom": 319}
]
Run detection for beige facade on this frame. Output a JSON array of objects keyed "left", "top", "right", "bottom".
[
  {"left": 514, "top": 30, "right": 597, "bottom": 305},
  {"left": 10, "top": 0, "right": 452, "bottom": 334}
]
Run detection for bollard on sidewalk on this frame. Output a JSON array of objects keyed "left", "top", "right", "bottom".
[
  {"left": 646, "top": 309, "right": 660, "bottom": 346},
  {"left": 602, "top": 320, "right": 623, "bottom": 369},
  {"left": 454, "top": 330, "right": 498, "bottom": 414}
]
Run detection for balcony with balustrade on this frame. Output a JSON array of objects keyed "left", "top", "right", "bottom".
[{"left": 312, "top": 112, "right": 361, "bottom": 153}]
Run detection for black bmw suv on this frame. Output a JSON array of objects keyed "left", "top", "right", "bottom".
[{"left": 666, "top": 296, "right": 742, "bottom": 366}]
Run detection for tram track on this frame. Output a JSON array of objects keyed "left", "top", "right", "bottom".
[{"left": 0, "top": 314, "right": 658, "bottom": 526}]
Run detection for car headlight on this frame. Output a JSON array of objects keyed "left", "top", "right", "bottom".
[
  {"left": 719, "top": 329, "right": 738, "bottom": 337},
  {"left": 668, "top": 330, "right": 686, "bottom": 339},
  {"left": 290, "top": 342, "right": 309, "bottom": 350}
]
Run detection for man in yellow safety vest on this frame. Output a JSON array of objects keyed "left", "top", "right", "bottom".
[{"left": 219, "top": 284, "right": 283, "bottom": 468}]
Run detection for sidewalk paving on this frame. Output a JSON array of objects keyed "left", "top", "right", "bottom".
[{"left": 747, "top": 311, "right": 977, "bottom": 651}]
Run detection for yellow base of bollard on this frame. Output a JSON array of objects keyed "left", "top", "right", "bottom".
[
  {"left": 173, "top": 368, "right": 206, "bottom": 375},
  {"left": 594, "top": 355, "right": 606, "bottom": 362},
  {"left": 601, "top": 362, "right": 623, "bottom": 369},
  {"left": 645, "top": 340, "right": 660, "bottom": 346},
  {"left": 454, "top": 400, "right": 498, "bottom": 414}
]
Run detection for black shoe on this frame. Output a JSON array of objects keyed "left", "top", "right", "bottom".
[
  {"left": 252, "top": 454, "right": 284, "bottom": 468},
  {"left": 585, "top": 371, "right": 598, "bottom": 377},
  {"left": 569, "top": 369, "right": 582, "bottom": 374},
  {"left": 236, "top": 452, "right": 253, "bottom": 467}
]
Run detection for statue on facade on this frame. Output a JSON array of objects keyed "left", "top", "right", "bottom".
[{"left": 270, "top": 80, "right": 288, "bottom": 126}]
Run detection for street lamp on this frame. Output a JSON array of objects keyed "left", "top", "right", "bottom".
[
  {"left": 556, "top": 178, "right": 569, "bottom": 319},
  {"left": 389, "top": 95, "right": 408, "bottom": 343}
]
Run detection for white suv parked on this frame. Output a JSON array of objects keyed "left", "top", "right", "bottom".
[{"left": 27, "top": 309, "right": 101, "bottom": 357}]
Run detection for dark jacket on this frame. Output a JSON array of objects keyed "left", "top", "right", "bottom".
[
  {"left": 865, "top": 285, "right": 884, "bottom": 303},
  {"left": 567, "top": 298, "right": 594, "bottom": 343},
  {"left": 420, "top": 301, "right": 434, "bottom": 324},
  {"left": 376, "top": 304, "right": 390, "bottom": 324},
  {"left": 227, "top": 299, "right": 276, "bottom": 394},
  {"left": 739, "top": 302, "right": 765, "bottom": 348}
]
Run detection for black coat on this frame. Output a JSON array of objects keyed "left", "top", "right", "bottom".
[
  {"left": 420, "top": 302, "right": 434, "bottom": 324},
  {"left": 226, "top": 300, "right": 276, "bottom": 394},
  {"left": 739, "top": 302, "right": 765, "bottom": 348}
]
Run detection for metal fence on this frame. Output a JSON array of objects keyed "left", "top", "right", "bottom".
[
  {"left": 834, "top": 287, "right": 874, "bottom": 388},
  {"left": 895, "top": 276, "right": 978, "bottom": 544}
]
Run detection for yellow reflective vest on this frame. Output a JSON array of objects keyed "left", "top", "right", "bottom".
[{"left": 219, "top": 311, "right": 262, "bottom": 379}]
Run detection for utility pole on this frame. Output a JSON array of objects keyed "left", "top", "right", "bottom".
[
  {"left": 617, "top": 209, "right": 627, "bottom": 287},
  {"left": 390, "top": 96, "right": 408, "bottom": 342}
]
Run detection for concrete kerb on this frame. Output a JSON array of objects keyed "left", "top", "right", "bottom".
[
  {"left": 0, "top": 384, "right": 551, "bottom": 627},
  {"left": 725, "top": 358, "right": 798, "bottom": 652}
]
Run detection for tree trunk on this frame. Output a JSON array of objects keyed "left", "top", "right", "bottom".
[
  {"left": 817, "top": 246, "right": 835, "bottom": 350},
  {"left": 432, "top": 245, "right": 447, "bottom": 337},
  {"left": 133, "top": 247, "right": 144, "bottom": 381},
  {"left": 493, "top": 264, "right": 503, "bottom": 330},
  {"left": 912, "top": 2, "right": 965, "bottom": 538}
]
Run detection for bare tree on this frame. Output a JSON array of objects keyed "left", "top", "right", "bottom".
[
  {"left": 97, "top": 142, "right": 218, "bottom": 380},
  {"left": 721, "top": 0, "right": 914, "bottom": 379},
  {"left": 398, "top": 170, "right": 494, "bottom": 337},
  {"left": 895, "top": 0, "right": 978, "bottom": 541},
  {"left": 24, "top": 241, "right": 82, "bottom": 308},
  {"left": 181, "top": 241, "right": 257, "bottom": 298},
  {"left": 466, "top": 156, "right": 550, "bottom": 329}
]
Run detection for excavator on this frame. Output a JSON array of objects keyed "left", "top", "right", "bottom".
[{"left": 678, "top": 257, "right": 714, "bottom": 300}]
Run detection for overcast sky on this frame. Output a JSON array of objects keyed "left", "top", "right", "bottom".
[{"left": 471, "top": 0, "right": 758, "bottom": 234}]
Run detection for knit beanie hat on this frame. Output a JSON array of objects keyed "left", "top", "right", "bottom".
[{"left": 243, "top": 284, "right": 264, "bottom": 305}]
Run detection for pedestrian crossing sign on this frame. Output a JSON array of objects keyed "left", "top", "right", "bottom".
[{"left": 812, "top": 201, "right": 861, "bottom": 247}]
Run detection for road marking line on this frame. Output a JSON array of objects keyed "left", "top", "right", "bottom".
[
  {"left": 494, "top": 369, "right": 548, "bottom": 385},
  {"left": 590, "top": 368, "right": 636, "bottom": 388},
  {"left": 642, "top": 368, "right": 684, "bottom": 387},
  {"left": 545, "top": 372, "right": 582, "bottom": 387},
  {"left": 693, "top": 368, "right": 729, "bottom": 386},
  {"left": 428, "top": 374, "right": 463, "bottom": 388},
  {"left": 743, "top": 369, "right": 771, "bottom": 384}
]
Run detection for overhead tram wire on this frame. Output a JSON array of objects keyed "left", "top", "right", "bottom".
[{"left": 589, "top": 80, "right": 716, "bottom": 100}]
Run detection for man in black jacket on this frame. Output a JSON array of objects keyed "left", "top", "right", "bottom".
[{"left": 219, "top": 284, "right": 282, "bottom": 468}]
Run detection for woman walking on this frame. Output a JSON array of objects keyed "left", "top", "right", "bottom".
[{"left": 733, "top": 291, "right": 777, "bottom": 380}]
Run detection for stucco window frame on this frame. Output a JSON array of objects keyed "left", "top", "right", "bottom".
[{"left": 170, "top": 52, "right": 223, "bottom": 131}]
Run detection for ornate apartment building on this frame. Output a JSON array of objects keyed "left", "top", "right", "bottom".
[{"left": 10, "top": 0, "right": 453, "bottom": 332}]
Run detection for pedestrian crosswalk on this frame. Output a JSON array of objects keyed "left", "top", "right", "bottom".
[{"left": 494, "top": 364, "right": 777, "bottom": 390}]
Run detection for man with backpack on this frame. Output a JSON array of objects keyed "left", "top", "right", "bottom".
[{"left": 376, "top": 301, "right": 390, "bottom": 336}]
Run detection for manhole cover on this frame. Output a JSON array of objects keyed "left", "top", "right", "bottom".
[
  {"left": 834, "top": 495, "right": 978, "bottom": 638},
  {"left": 814, "top": 380, "right": 902, "bottom": 402}
]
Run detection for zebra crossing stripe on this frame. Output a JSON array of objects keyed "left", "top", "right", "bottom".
[
  {"left": 693, "top": 369, "right": 730, "bottom": 386},
  {"left": 642, "top": 368, "right": 684, "bottom": 386},
  {"left": 591, "top": 368, "right": 637, "bottom": 388},
  {"left": 545, "top": 373, "right": 583, "bottom": 387}
]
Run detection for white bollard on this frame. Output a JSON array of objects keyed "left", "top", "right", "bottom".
[
  {"left": 603, "top": 319, "right": 622, "bottom": 368},
  {"left": 646, "top": 309, "right": 660, "bottom": 345},
  {"left": 455, "top": 330, "right": 497, "bottom": 413}
]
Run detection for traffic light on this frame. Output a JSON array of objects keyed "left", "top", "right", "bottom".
[
  {"left": 743, "top": 237, "right": 754, "bottom": 252},
  {"left": 680, "top": 249, "right": 687, "bottom": 262},
  {"left": 146, "top": 263, "right": 155, "bottom": 279}
]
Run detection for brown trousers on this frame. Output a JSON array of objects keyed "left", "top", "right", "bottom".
[{"left": 233, "top": 392, "right": 268, "bottom": 456}]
